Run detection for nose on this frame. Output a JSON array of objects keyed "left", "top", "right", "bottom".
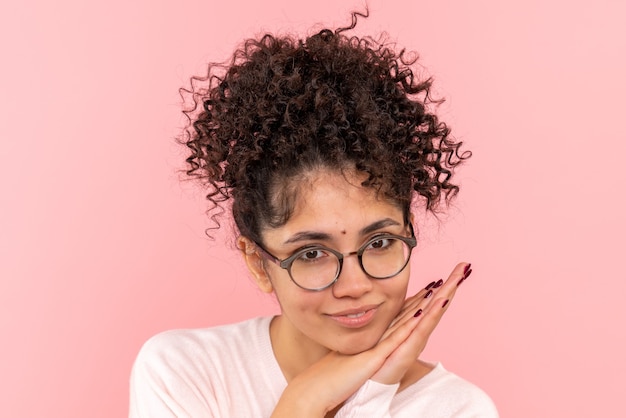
[{"left": 331, "top": 253, "right": 373, "bottom": 298}]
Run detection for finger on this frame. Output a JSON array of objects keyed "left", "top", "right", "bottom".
[
  {"left": 406, "top": 262, "right": 473, "bottom": 346},
  {"left": 390, "top": 278, "right": 442, "bottom": 325},
  {"left": 369, "top": 311, "right": 422, "bottom": 359},
  {"left": 386, "top": 274, "right": 450, "bottom": 333},
  {"left": 387, "top": 286, "right": 437, "bottom": 331},
  {"left": 414, "top": 262, "right": 471, "bottom": 318},
  {"left": 370, "top": 290, "right": 456, "bottom": 384},
  {"left": 430, "top": 261, "right": 471, "bottom": 307},
  {"left": 396, "top": 287, "right": 429, "bottom": 317},
  {"left": 384, "top": 262, "right": 472, "bottom": 339},
  {"left": 385, "top": 293, "right": 425, "bottom": 332}
]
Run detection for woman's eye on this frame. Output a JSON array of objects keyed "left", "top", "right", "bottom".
[
  {"left": 297, "top": 248, "right": 327, "bottom": 261},
  {"left": 366, "top": 237, "right": 393, "bottom": 250}
]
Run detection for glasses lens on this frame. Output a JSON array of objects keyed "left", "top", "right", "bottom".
[
  {"left": 361, "top": 237, "right": 411, "bottom": 279},
  {"left": 289, "top": 248, "right": 340, "bottom": 290}
]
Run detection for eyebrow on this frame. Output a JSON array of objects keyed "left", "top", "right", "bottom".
[{"left": 283, "top": 218, "right": 402, "bottom": 245}]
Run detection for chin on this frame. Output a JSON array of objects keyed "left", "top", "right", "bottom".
[
  {"left": 331, "top": 333, "right": 381, "bottom": 355},
  {"left": 336, "top": 346, "right": 372, "bottom": 355}
]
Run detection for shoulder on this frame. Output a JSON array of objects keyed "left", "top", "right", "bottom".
[
  {"left": 138, "top": 316, "right": 271, "bottom": 350},
  {"left": 129, "top": 317, "right": 278, "bottom": 417},
  {"left": 131, "top": 316, "right": 274, "bottom": 385},
  {"left": 392, "top": 363, "right": 499, "bottom": 417},
  {"left": 129, "top": 317, "right": 282, "bottom": 417}
]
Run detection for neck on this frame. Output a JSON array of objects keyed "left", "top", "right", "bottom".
[{"left": 269, "top": 315, "right": 330, "bottom": 382}]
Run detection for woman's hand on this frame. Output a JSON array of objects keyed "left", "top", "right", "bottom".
[
  {"left": 371, "top": 262, "right": 471, "bottom": 385},
  {"left": 271, "top": 342, "right": 395, "bottom": 415},
  {"left": 271, "top": 311, "right": 423, "bottom": 417},
  {"left": 271, "top": 263, "right": 472, "bottom": 417}
]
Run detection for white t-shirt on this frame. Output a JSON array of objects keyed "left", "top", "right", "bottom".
[{"left": 130, "top": 316, "right": 498, "bottom": 417}]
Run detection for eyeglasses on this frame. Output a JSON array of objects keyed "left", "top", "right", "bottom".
[{"left": 254, "top": 224, "right": 417, "bottom": 291}]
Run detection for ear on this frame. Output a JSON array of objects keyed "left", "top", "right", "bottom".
[{"left": 236, "top": 236, "right": 274, "bottom": 293}]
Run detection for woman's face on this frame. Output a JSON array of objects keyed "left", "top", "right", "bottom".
[{"left": 258, "top": 169, "right": 411, "bottom": 355}]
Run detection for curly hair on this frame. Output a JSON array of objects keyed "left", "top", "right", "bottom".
[{"left": 181, "top": 12, "right": 470, "bottom": 245}]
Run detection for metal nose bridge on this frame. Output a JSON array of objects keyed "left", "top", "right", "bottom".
[
  {"left": 335, "top": 249, "right": 367, "bottom": 278},
  {"left": 340, "top": 249, "right": 361, "bottom": 259}
]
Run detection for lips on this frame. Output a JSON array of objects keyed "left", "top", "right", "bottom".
[
  {"left": 328, "top": 304, "right": 380, "bottom": 316},
  {"left": 344, "top": 311, "right": 367, "bottom": 319},
  {"left": 326, "top": 304, "right": 381, "bottom": 328}
]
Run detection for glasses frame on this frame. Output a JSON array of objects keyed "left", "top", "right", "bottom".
[{"left": 254, "top": 223, "right": 417, "bottom": 291}]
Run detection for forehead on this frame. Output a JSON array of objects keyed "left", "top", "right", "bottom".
[{"left": 264, "top": 168, "right": 404, "bottom": 241}]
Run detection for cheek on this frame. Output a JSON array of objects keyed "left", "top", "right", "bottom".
[
  {"left": 385, "top": 274, "right": 410, "bottom": 308},
  {"left": 270, "top": 274, "right": 325, "bottom": 314},
  {"left": 274, "top": 292, "right": 330, "bottom": 331},
  {"left": 389, "top": 267, "right": 410, "bottom": 292}
]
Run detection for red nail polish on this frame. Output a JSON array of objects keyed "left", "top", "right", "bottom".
[
  {"left": 464, "top": 269, "right": 472, "bottom": 280},
  {"left": 457, "top": 277, "right": 465, "bottom": 287},
  {"left": 425, "top": 281, "right": 436, "bottom": 290},
  {"left": 442, "top": 299, "right": 449, "bottom": 308},
  {"left": 433, "top": 279, "right": 444, "bottom": 289},
  {"left": 424, "top": 289, "right": 433, "bottom": 298},
  {"left": 414, "top": 308, "right": 423, "bottom": 317},
  {"left": 464, "top": 264, "right": 472, "bottom": 275}
]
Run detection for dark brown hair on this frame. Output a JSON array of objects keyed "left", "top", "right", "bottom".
[{"left": 181, "top": 12, "right": 470, "bottom": 244}]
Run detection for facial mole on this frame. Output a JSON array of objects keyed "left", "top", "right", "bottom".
[{"left": 340, "top": 230, "right": 346, "bottom": 235}]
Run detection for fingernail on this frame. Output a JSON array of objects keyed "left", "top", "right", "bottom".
[
  {"left": 424, "top": 289, "right": 433, "bottom": 298},
  {"left": 464, "top": 263, "right": 472, "bottom": 275},
  {"left": 457, "top": 277, "right": 465, "bottom": 287},
  {"left": 413, "top": 308, "right": 423, "bottom": 318},
  {"left": 442, "top": 299, "right": 449, "bottom": 308},
  {"left": 464, "top": 269, "right": 472, "bottom": 280},
  {"left": 433, "top": 279, "right": 444, "bottom": 289},
  {"left": 424, "top": 281, "right": 436, "bottom": 290}
]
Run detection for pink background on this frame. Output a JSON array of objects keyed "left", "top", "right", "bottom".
[{"left": 1, "top": 0, "right": 625, "bottom": 416}]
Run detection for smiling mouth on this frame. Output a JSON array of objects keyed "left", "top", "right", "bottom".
[
  {"left": 326, "top": 305, "right": 380, "bottom": 328},
  {"left": 328, "top": 303, "right": 381, "bottom": 317},
  {"left": 344, "top": 312, "right": 367, "bottom": 318}
]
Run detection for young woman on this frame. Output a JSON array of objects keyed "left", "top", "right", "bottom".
[{"left": 130, "top": 14, "right": 498, "bottom": 417}]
